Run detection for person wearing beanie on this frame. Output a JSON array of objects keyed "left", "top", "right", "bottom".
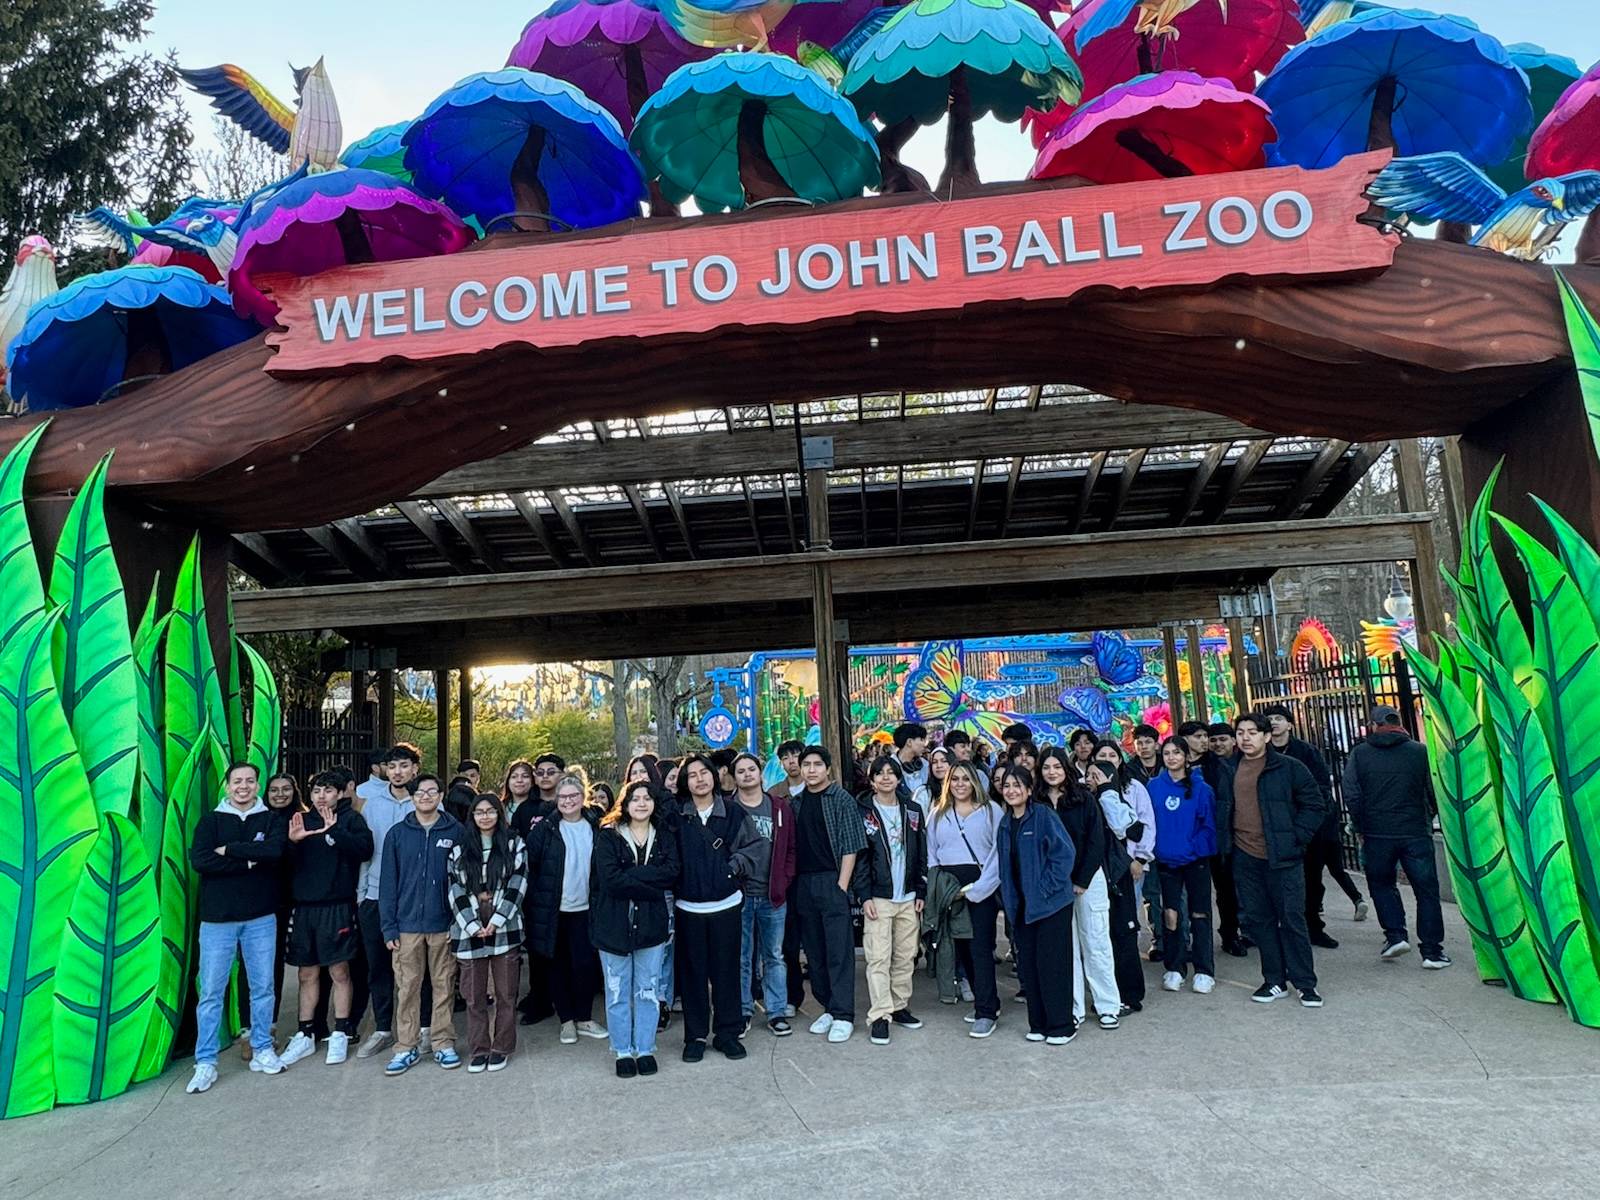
[{"left": 1342, "top": 706, "right": 1449, "bottom": 969}]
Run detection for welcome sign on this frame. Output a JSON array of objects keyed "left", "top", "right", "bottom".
[{"left": 263, "top": 152, "right": 1396, "bottom": 373}]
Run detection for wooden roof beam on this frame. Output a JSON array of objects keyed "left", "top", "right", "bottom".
[
  {"left": 434, "top": 498, "right": 507, "bottom": 573},
  {"left": 1104, "top": 449, "right": 1147, "bottom": 531},
  {"left": 1173, "top": 442, "right": 1232, "bottom": 527},
  {"left": 1274, "top": 440, "right": 1353, "bottom": 519},
  {"left": 1070, "top": 451, "right": 1108, "bottom": 534},
  {"left": 508, "top": 492, "right": 572, "bottom": 569},
  {"left": 395, "top": 501, "right": 473, "bottom": 574},
  {"left": 1207, "top": 437, "right": 1275, "bottom": 522},
  {"left": 544, "top": 490, "right": 601, "bottom": 566}
]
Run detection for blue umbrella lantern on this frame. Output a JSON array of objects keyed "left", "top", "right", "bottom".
[
  {"left": 4, "top": 265, "right": 257, "bottom": 411},
  {"left": 631, "top": 53, "right": 880, "bottom": 212},
  {"left": 1258, "top": 9, "right": 1533, "bottom": 170},
  {"left": 340, "top": 120, "right": 415, "bottom": 181},
  {"left": 403, "top": 68, "right": 646, "bottom": 233}
]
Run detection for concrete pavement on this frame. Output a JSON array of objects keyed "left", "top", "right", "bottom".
[{"left": 3, "top": 900, "right": 1596, "bottom": 1200}]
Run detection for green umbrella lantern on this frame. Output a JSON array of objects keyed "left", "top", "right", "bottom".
[
  {"left": 631, "top": 52, "right": 881, "bottom": 212},
  {"left": 842, "top": 0, "right": 1081, "bottom": 193}
]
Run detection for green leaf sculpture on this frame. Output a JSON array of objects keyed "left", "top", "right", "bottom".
[
  {"left": 132, "top": 587, "right": 171, "bottom": 870},
  {"left": 0, "top": 608, "right": 100, "bottom": 1118},
  {"left": 52, "top": 813, "right": 161, "bottom": 1103},
  {"left": 1407, "top": 649, "right": 1555, "bottom": 1003},
  {"left": 48, "top": 455, "right": 137, "bottom": 818},
  {"left": 1532, "top": 497, "right": 1600, "bottom": 652},
  {"left": 0, "top": 421, "right": 50, "bottom": 652},
  {"left": 162, "top": 538, "right": 228, "bottom": 810},
  {"left": 1456, "top": 465, "right": 1537, "bottom": 703},
  {"left": 1555, "top": 272, "right": 1600, "bottom": 466},
  {"left": 1496, "top": 516, "right": 1600, "bottom": 935},
  {"left": 240, "top": 639, "right": 281, "bottom": 784},
  {"left": 225, "top": 594, "right": 246, "bottom": 763},
  {"left": 1459, "top": 635, "right": 1600, "bottom": 1026}
]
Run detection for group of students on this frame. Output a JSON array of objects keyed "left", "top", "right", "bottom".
[{"left": 184, "top": 699, "right": 1447, "bottom": 1094}]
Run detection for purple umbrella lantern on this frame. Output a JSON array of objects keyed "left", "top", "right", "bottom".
[
  {"left": 229, "top": 168, "right": 473, "bottom": 325},
  {"left": 506, "top": 1, "right": 713, "bottom": 133}
]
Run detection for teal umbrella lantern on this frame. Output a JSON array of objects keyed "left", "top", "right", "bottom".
[
  {"left": 631, "top": 52, "right": 880, "bottom": 212},
  {"left": 340, "top": 120, "right": 414, "bottom": 182},
  {"left": 842, "top": 0, "right": 1081, "bottom": 194}
]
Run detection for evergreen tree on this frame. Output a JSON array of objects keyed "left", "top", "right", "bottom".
[{"left": 0, "top": 1, "right": 194, "bottom": 253}]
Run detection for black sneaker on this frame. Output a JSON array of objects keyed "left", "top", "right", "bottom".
[
  {"left": 1146, "top": 946, "right": 1163, "bottom": 962},
  {"left": 467, "top": 1055, "right": 489, "bottom": 1074},
  {"left": 658, "top": 1003, "right": 671, "bottom": 1032},
  {"left": 739, "top": 1016, "right": 751, "bottom": 1040},
  {"left": 1310, "top": 932, "right": 1340, "bottom": 949},
  {"left": 487, "top": 1053, "right": 508, "bottom": 1072},
  {"left": 713, "top": 1036, "right": 746, "bottom": 1060},
  {"left": 1299, "top": 988, "right": 1324, "bottom": 1008},
  {"left": 1381, "top": 939, "right": 1412, "bottom": 961},
  {"left": 636, "top": 1054, "right": 658, "bottom": 1076},
  {"left": 1422, "top": 954, "right": 1453, "bottom": 970},
  {"left": 1224, "top": 939, "right": 1249, "bottom": 958},
  {"left": 682, "top": 1040, "right": 705, "bottom": 1063},
  {"left": 869, "top": 1018, "right": 891, "bottom": 1045},
  {"left": 767, "top": 1017, "right": 793, "bottom": 1037},
  {"left": 1251, "top": 983, "right": 1287, "bottom": 1003},
  {"left": 616, "top": 1057, "right": 638, "bottom": 1078},
  {"left": 890, "top": 1008, "right": 922, "bottom": 1029}
]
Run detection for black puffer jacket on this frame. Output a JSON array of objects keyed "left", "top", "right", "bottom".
[
  {"left": 1051, "top": 789, "right": 1108, "bottom": 892},
  {"left": 1342, "top": 730, "right": 1434, "bottom": 839},
  {"left": 589, "top": 823, "right": 680, "bottom": 955},
  {"left": 1220, "top": 751, "right": 1326, "bottom": 868},
  {"left": 522, "top": 810, "right": 600, "bottom": 958}
]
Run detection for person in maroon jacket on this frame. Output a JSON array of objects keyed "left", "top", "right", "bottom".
[{"left": 732, "top": 752, "right": 797, "bottom": 1037}]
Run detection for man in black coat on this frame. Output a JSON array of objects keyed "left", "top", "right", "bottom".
[{"left": 1342, "top": 706, "right": 1449, "bottom": 968}]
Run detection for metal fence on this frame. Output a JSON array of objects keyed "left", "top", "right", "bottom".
[
  {"left": 281, "top": 703, "right": 379, "bottom": 786},
  {"left": 1245, "top": 651, "right": 1419, "bottom": 868}
]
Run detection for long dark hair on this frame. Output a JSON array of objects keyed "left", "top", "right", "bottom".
[
  {"left": 623, "top": 753, "right": 663, "bottom": 790},
  {"left": 1159, "top": 736, "right": 1195, "bottom": 797},
  {"left": 996, "top": 764, "right": 1036, "bottom": 811},
  {"left": 461, "top": 793, "right": 513, "bottom": 892},
  {"left": 1090, "top": 739, "right": 1132, "bottom": 790},
  {"left": 265, "top": 773, "right": 304, "bottom": 812},
  {"left": 603, "top": 780, "right": 661, "bottom": 829},
  {"left": 676, "top": 753, "right": 720, "bottom": 804},
  {"left": 501, "top": 759, "right": 535, "bottom": 806}
]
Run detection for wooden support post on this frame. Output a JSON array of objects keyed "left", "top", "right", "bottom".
[
  {"left": 1226, "top": 616, "right": 1251, "bottom": 717},
  {"left": 1257, "top": 586, "right": 1281, "bottom": 666},
  {"left": 1185, "top": 622, "right": 1208, "bottom": 724},
  {"left": 377, "top": 668, "right": 395, "bottom": 748},
  {"left": 1394, "top": 439, "right": 1447, "bottom": 646},
  {"left": 435, "top": 668, "right": 452, "bottom": 775},
  {"left": 1162, "top": 625, "right": 1185, "bottom": 727},
  {"left": 458, "top": 667, "right": 474, "bottom": 764},
  {"left": 806, "top": 463, "right": 844, "bottom": 770},
  {"left": 350, "top": 668, "right": 367, "bottom": 720},
  {"left": 1438, "top": 436, "right": 1468, "bottom": 563}
]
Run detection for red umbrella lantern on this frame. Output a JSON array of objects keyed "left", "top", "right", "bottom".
[
  {"left": 1527, "top": 61, "right": 1600, "bottom": 178},
  {"left": 1031, "top": 70, "right": 1275, "bottom": 183}
]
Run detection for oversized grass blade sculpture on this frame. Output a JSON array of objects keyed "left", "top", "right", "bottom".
[
  {"left": 0, "top": 430, "right": 282, "bottom": 1117},
  {"left": 1410, "top": 272, "right": 1600, "bottom": 1027}
]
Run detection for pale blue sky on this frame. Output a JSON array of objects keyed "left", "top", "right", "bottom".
[{"left": 148, "top": 0, "right": 1600, "bottom": 184}]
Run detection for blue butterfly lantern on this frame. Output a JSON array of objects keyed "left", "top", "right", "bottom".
[
  {"left": 1057, "top": 686, "right": 1114, "bottom": 735},
  {"left": 1089, "top": 631, "right": 1146, "bottom": 687}
]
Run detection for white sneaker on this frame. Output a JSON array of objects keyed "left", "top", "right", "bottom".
[
  {"left": 826, "top": 1019, "right": 853, "bottom": 1043},
  {"left": 1193, "top": 974, "right": 1216, "bottom": 995},
  {"left": 356, "top": 1030, "right": 394, "bottom": 1059},
  {"left": 418, "top": 1027, "right": 433, "bottom": 1055},
  {"left": 325, "top": 1032, "right": 349, "bottom": 1064},
  {"left": 250, "top": 1047, "right": 286, "bottom": 1075},
  {"left": 575, "top": 1020, "right": 608, "bottom": 1040},
  {"left": 559, "top": 1021, "right": 578, "bottom": 1045},
  {"left": 186, "top": 1063, "right": 217, "bottom": 1093},
  {"left": 1161, "top": 971, "right": 1184, "bottom": 992},
  {"left": 808, "top": 1012, "right": 834, "bottom": 1035},
  {"left": 1354, "top": 900, "right": 1370, "bottom": 922},
  {"left": 279, "top": 1032, "right": 316, "bottom": 1065}
]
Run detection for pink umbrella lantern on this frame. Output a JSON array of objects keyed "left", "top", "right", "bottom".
[
  {"left": 507, "top": 1, "right": 713, "bottom": 133},
  {"left": 1061, "top": 0, "right": 1305, "bottom": 98},
  {"left": 1527, "top": 61, "right": 1600, "bottom": 178},
  {"left": 1031, "top": 71, "right": 1275, "bottom": 183},
  {"left": 229, "top": 168, "right": 472, "bottom": 325}
]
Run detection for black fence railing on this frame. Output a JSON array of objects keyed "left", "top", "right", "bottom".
[
  {"left": 281, "top": 703, "right": 378, "bottom": 786},
  {"left": 1245, "top": 651, "right": 1419, "bottom": 868}
]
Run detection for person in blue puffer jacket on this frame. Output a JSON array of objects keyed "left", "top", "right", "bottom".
[
  {"left": 1147, "top": 738, "right": 1218, "bottom": 997},
  {"left": 994, "top": 764, "right": 1078, "bottom": 1045}
]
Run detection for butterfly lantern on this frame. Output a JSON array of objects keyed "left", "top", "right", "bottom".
[
  {"left": 903, "top": 640, "right": 1020, "bottom": 743},
  {"left": 1088, "top": 630, "right": 1146, "bottom": 687},
  {"left": 1057, "top": 686, "right": 1115, "bottom": 736}
]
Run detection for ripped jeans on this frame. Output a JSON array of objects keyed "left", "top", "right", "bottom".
[{"left": 599, "top": 944, "right": 667, "bottom": 1057}]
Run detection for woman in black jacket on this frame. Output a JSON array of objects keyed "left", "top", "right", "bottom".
[
  {"left": 592, "top": 781, "right": 680, "bottom": 1078},
  {"left": 525, "top": 774, "right": 607, "bottom": 1046},
  {"left": 1038, "top": 748, "right": 1122, "bottom": 1030}
]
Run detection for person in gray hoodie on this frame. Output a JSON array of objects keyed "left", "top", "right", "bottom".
[{"left": 379, "top": 775, "right": 466, "bottom": 1075}]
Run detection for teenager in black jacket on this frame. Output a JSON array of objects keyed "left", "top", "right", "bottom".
[
  {"left": 525, "top": 773, "right": 607, "bottom": 1045},
  {"left": 673, "top": 755, "right": 764, "bottom": 1063},
  {"left": 186, "top": 763, "right": 289, "bottom": 1095},
  {"left": 1040, "top": 748, "right": 1122, "bottom": 1029},
  {"left": 592, "top": 781, "right": 681, "bottom": 1077},
  {"left": 279, "top": 771, "right": 374, "bottom": 1068},
  {"left": 854, "top": 757, "right": 928, "bottom": 1045}
]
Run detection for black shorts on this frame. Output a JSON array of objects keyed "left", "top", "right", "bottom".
[{"left": 287, "top": 902, "right": 360, "bottom": 967}]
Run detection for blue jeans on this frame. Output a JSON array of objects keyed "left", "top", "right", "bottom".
[
  {"left": 1363, "top": 835, "right": 1445, "bottom": 958},
  {"left": 739, "top": 896, "right": 788, "bottom": 1017},
  {"left": 196, "top": 914, "right": 278, "bottom": 1066},
  {"left": 599, "top": 945, "right": 666, "bottom": 1057},
  {"left": 657, "top": 897, "right": 675, "bottom": 1006}
]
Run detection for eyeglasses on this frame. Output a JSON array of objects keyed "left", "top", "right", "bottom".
[{"left": 415, "top": 787, "right": 441, "bottom": 798}]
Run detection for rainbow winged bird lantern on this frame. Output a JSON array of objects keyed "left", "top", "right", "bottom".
[
  {"left": 506, "top": 0, "right": 714, "bottom": 133},
  {"left": 228, "top": 168, "right": 474, "bottom": 325},
  {"left": 1062, "top": 0, "right": 1304, "bottom": 95},
  {"left": 403, "top": 69, "right": 646, "bottom": 234},
  {"left": 4, "top": 266, "right": 258, "bottom": 412},
  {"left": 1366, "top": 151, "right": 1600, "bottom": 261},
  {"left": 0, "top": 237, "right": 60, "bottom": 400},
  {"left": 1073, "top": 0, "right": 1233, "bottom": 69},
  {"left": 1030, "top": 71, "right": 1274, "bottom": 183},
  {"left": 179, "top": 58, "right": 342, "bottom": 171},
  {"left": 630, "top": 52, "right": 880, "bottom": 211},
  {"left": 661, "top": 0, "right": 852, "bottom": 52},
  {"left": 772, "top": 0, "right": 886, "bottom": 59},
  {"left": 340, "top": 121, "right": 414, "bottom": 182},
  {"left": 842, "top": 0, "right": 1082, "bottom": 193},
  {"left": 1257, "top": 9, "right": 1533, "bottom": 170}
]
